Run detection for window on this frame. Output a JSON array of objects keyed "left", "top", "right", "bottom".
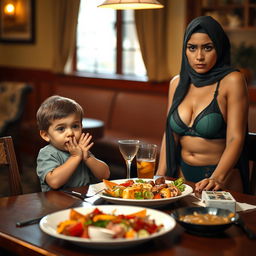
[{"left": 76, "top": 0, "right": 146, "bottom": 78}]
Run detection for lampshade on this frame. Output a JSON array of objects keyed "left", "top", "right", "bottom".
[{"left": 98, "top": 0, "right": 164, "bottom": 10}]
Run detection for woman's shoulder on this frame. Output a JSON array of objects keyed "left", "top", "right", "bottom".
[
  {"left": 222, "top": 70, "right": 245, "bottom": 84},
  {"left": 170, "top": 74, "right": 180, "bottom": 84},
  {"left": 167, "top": 75, "right": 180, "bottom": 105},
  {"left": 169, "top": 75, "right": 180, "bottom": 91},
  {"left": 221, "top": 70, "right": 248, "bottom": 97}
]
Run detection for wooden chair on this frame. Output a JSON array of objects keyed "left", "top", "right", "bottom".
[
  {"left": 248, "top": 132, "right": 256, "bottom": 195},
  {"left": 0, "top": 136, "right": 23, "bottom": 196}
]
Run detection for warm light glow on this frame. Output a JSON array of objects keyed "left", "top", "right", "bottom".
[
  {"left": 98, "top": 0, "right": 164, "bottom": 10},
  {"left": 4, "top": 3, "right": 15, "bottom": 15}
]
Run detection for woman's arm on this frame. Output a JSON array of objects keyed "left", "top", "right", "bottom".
[
  {"left": 156, "top": 133, "right": 167, "bottom": 175},
  {"left": 156, "top": 75, "right": 180, "bottom": 176},
  {"left": 195, "top": 72, "right": 249, "bottom": 191}
]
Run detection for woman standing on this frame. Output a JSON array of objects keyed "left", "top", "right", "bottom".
[{"left": 156, "top": 16, "right": 249, "bottom": 193}]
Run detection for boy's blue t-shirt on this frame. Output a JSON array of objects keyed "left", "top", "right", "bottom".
[{"left": 36, "top": 144, "right": 96, "bottom": 192}]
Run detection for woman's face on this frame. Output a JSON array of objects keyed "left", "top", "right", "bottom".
[{"left": 186, "top": 32, "right": 217, "bottom": 74}]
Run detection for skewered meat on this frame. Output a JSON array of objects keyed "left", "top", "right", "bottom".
[{"left": 155, "top": 177, "right": 166, "bottom": 185}]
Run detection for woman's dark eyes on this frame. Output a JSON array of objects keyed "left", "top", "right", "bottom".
[
  {"left": 204, "top": 45, "right": 214, "bottom": 51},
  {"left": 187, "top": 45, "right": 196, "bottom": 51},
  {"left": 187, "top": 45, "right": 214, "bottom": 51}
]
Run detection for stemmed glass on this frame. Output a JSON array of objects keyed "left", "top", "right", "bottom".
[{"left": 118, "top": 140, "right": 140, "bottom": 179}]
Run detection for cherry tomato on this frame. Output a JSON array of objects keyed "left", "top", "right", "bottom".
[
  {"left": 66, "top": 222, "right": 84, "bottom": 237},
  {"left": 120, "top": 180, "right": 134, "bottom": 187},
  {"left": 153, "top": 193, "right": 162, "bottom": 199}
]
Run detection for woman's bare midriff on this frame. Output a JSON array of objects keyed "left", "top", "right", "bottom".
[
  {"left": 180, "top": 136, "right": 225, "bottom": 166},
  {"left": 179, "top": 136, "right": 243, "bottom": 192}
]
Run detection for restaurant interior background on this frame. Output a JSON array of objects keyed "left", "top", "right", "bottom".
[{"left": 0, "top": 0, "right": 256, "bottom": 196}]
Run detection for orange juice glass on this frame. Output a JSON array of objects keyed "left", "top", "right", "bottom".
[{"left": 136, "top": 144, "right": 157, "bottom": 179}]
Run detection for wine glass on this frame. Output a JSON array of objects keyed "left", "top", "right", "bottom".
[{"left": 118, "top": 140, "right": 140, "bottom": 179}]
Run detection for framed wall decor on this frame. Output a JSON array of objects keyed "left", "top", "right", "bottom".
[{"left": 0, "top": 0, "right": 35, "bottom": 43}]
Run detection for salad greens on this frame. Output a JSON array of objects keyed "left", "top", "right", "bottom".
[
  {"left": 135, "top": 179, "right": 146, "bottom": 183},
  {"left": 173, "top": 177, "right": 185, "bottom": 192}
]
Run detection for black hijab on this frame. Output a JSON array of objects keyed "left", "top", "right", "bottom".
[
  {"left": 165, "top": 16, "right": 249, "bottom": 192},
  {"left": 171, "top": 16, "right": 236, "bottom": 114}
]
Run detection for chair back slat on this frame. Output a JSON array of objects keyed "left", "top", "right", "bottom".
[
  {"left": 0, "top": 136, "right": 23, "bottom": 196},
  {"left": 0, "top": 142, "right": 8, "bottom": 164}
]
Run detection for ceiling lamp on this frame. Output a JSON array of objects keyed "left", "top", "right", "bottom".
[{"left": 98, "top": 0, "right": 164, "bottom": 10}]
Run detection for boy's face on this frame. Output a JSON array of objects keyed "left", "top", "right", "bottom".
[{"left": 40, "top": 113, "right": 82, "bottom": 151}]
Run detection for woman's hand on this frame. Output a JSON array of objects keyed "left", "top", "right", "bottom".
[
  {"left": 195, "top": 177, "right": 223, "bottom": 192},
  {"left": 78, "top": 133, "right": 94, "bottom": 161}
]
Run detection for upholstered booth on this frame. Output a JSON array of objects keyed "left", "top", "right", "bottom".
[
  {"left": 0, "top": 81, "right": 32, "bottom": 168},
  {"left": 0, "top": 81, "right": 32, "bottom": 137}
]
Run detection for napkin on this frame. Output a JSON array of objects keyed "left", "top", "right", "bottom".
[
  {"left": 87, "top": 183, "right": 104, "bottom": 196},
  {"left": 236, "top": 202, "right": 256, "bottom": 212},
  {"left": 190, "top": 193, "right": 256, "bottom": 212}
]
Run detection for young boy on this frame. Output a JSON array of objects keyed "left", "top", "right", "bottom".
[{"left": 36, "top": 95, "right": 110, "bottom": 192}]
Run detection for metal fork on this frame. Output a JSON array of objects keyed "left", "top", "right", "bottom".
[{"left": 62, "top": 189, "right": 104, "bottom": 200}]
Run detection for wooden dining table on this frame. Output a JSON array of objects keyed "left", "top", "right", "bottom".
[{"left": 0, "top": 180, "right": 256, "bottom": 256}]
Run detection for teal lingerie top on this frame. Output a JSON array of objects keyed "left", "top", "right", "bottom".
[{"left": 169, "top": 81, "right": 226, "bottom": 139}]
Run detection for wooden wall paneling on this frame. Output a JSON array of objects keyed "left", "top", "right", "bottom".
[{"left": 55, "top": 74, "right": 169, "bottom": 95}]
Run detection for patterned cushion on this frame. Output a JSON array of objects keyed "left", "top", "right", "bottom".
[{"left": 0, "top": 82, "right": 32, "bottom": 135}]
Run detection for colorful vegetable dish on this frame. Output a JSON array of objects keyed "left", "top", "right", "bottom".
[
  {"left": 103, "top": 177, "right": 185, "bottom": 200},
  {"left": 57, "top": 208, "right": 163, "bottom": 239}
]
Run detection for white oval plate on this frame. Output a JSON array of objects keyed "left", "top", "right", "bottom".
[
  {"left": 89, "top": 179, "right": 193, "bottom": 208},
  {"left": 39, "top": 205, "right": 176, "bottom": 249}
]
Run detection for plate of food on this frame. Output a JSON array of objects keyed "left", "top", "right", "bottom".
[
  {"left": 89, "top": 177, "right": 193, "bottom": 208},
  {"left": 39, "top": 205, "right": 176, "bottom": 249}
]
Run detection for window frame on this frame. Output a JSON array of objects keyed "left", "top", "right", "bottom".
[
  {"left": 116, "top": 10, "right": 123, "bottom": 75},
  {"left": 73, "top": 9, "right": 146, "bottom": 81}
]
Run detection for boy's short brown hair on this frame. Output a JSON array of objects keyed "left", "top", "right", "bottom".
[{"left": 36, "top": 95, "right": 84, "bottom": 131}]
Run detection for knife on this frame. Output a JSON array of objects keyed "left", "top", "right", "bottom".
[
  {"left": 15, "top": 197, "right": 87, "bottom": 227},
  {"left": 16, "top": 216, "right": 43, "bottom": 227}
]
